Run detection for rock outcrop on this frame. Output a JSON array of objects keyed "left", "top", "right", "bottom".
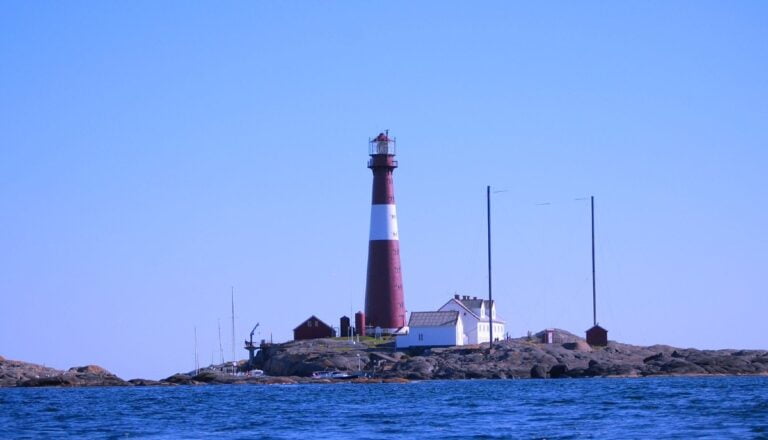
[
  {"left": 0, "top": 357, "right": 67, "bottom": 387},
  {"left": 251, "top": 330, "right": 768, "bottom": 380},
  {"left": 19, "top": 364, "right": 129, "bottom": 387},
  {"left": 3, "top": 330, "right": 767, "bottom": 387}
]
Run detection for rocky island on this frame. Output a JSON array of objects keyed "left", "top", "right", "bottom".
[
  {"left": 254, "top": 330, "right": 768, "bottom": 380},
  {"left": 2, "top": 330, "right": 767, "bottom": 387}
]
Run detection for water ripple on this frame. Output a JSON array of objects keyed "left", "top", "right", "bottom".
[{"left": 0, "top": 377, "right": 767, "bottom": 438}]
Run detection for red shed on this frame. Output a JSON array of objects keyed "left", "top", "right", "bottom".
[
  {"left": 293, "top": 315, "right": 336, "bottom": 341},
  {"left": 586, "top": 325, "right": 608, "bottom": 347}
]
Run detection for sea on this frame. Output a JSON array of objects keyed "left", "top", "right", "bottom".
[{"left": 1, "top": 376, "right": 767, "bottom": 439}]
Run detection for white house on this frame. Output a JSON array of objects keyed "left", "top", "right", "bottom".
[
  {"left": 395, "top": 311, "right": 463, "bottom": 349},
  {"left": 396, "top": 295, "right": 505, "bottom": 348},
  {"left": 438, "top": 295, "right": 505, "bottom": 345}
]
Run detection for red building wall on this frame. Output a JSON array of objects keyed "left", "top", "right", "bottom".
[
  {"left": 340, "top": 316, "right": 351, "bottom": 338},
  {"left": 293, "top": 316, "right": 336, "bottom": 340},
  {"left": 586, "top": 325, "right": 608, "bottom": 346}
]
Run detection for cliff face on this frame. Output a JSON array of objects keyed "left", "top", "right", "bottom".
[
  {"left": 254, "top": 332, "right": 768, "bottom": 380},
  {"left": 0, "top": 358, "right": 129, "bottom": 387}
]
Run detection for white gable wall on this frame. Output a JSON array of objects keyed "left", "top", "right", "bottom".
[
  {"left": 476, "top": 322, "right": 506, "bottom": 343},
  {"left": 438, "top": 299, "right": 505, "bottom": 345},
  {"left": 439, "top": 300, "right": 480, "bottom": 344},
  {"left": 397, "top": 298, "right": 506, "bottom": 349},
  {"left": 395, "top": 318, "right": 463, "bottom": 349}
]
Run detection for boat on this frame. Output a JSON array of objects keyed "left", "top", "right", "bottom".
[
  {"left": 311, "top": 370, "right": 352, "bottom": 379},
  {"left": 246, "top": 369, "right": 265, "bottom": 377}
]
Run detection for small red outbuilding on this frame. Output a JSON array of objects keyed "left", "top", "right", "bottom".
[
  {"left": 293, "top": 315, "right": 336, "bottom": 341},
  {"left": 586, "top": 325, "right": 608, "bottom": 347}
]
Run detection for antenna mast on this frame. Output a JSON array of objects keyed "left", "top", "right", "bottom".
[
  {"left": 591, "top": 195, "right": 597, "bottom": 327},
  {"left": 487, "top": 185, "right": 494, "bottom": 348}
]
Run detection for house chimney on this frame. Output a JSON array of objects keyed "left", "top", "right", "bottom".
[{"left": 454, "top": 294, "right": 460, "bottom": 300}]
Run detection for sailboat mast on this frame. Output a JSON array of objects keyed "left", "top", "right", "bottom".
[
  {"left": 194, "top": 326, "right": 199, "bottom": 375},
  {"left": 218, "top": 319, "right": 224, "bottom": 364},
  {"left": 231, "top": 287, "right": 235, "bottom": 367},
  {"left": 591, "top": 195, "right": 597, "bottom": 327}
]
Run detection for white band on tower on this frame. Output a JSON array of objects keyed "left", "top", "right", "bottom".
[{"left": 369, "top": 204, "right": 399, "bottom": 241}]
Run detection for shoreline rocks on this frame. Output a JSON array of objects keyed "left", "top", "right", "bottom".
[
  {"left": 252, "top": 330, "right": 768, "bottom": 381},
  {"left": 3, "top": 330, "right": 767, "bottom": 387},
  {"left": 1, "top": 361, "right": 130, "bottom": 388}
]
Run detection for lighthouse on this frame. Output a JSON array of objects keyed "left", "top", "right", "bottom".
[{"left": 364, "top": 132, "right": 406, "bottom": 334}]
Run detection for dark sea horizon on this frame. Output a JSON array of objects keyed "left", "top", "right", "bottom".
[{"left": 2, "top": 376, "right": 767, "bottom": 439}]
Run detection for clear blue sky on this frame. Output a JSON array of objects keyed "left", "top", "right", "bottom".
[{"left": 1, "top": 2, "right": 766, "bottom": 380}]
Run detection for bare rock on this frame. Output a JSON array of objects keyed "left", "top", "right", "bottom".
[
  {"left": 16, "top": 363, "right": 127, "bottom": 387},
  {"left": 259, "top": 376, "right": 298, "bottom": 385},
  {"left": 397, "top": 356, "right": 436, "bottom": 380},
  {"left": 658, "top": 359, "right": 707, "bottom": 375},
  {"left": 218, "top": 333, "right": 768, "bottom": 383},
  {"left": 566, "top": 367, "right": 589, "bottom": 378},
  {"left": 192, "top": 370, "right": 243, "bottom": 384},
  {"left": 128, "top": 379, "right": 166, "bottom": 386},
  {"left": 530, "top": 365, "right": 547, "bottom": 379},
  {"left": 164, "top": 374, "right": 197, "bottom": 385},
  {"left": 69, "top": 365, "right": 109, "bottom": 375},
  {"left": 0, "top": 358, "right": 66, "bottom": 387},
  {"left": 549, "top": 364, "right": 569, "bottom": 379},
  {"left": 643, "top": 352, "right": 668, "bottom": 363},
  {"left": 563, "top": 341, "right": 593, "bottom": 352},
  {"left": 382, "top": 377, "right": 410, "bottom": 384}
]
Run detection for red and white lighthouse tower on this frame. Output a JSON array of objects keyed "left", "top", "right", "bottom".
[{"left": 364, "top": 132, "right": 406, "bottom": 334}]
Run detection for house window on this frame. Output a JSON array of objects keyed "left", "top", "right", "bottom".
[{"left": 418, "top": 333, "right": 423, "bottom": 341}]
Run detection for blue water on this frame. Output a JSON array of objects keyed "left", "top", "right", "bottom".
[{"left": 2, "top": 377, "right": 767, "bottom": 439}]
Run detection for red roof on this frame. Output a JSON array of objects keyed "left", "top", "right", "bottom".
[{"left": 293, "top": 315, "right": 333, "bottom": 331}]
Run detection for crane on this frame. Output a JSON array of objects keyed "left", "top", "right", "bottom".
[
  {"left": 249, "top": 323, "right": 260, "bottom": 347},
  {"left": 244, "top": 323, "right": 261, "bottom": 369}
]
